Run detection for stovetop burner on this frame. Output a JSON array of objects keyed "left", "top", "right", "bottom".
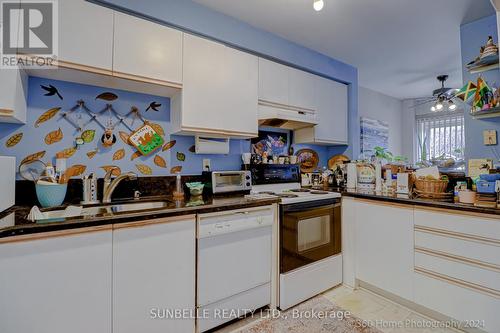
[
  {"left": 289, "top": 189, "right": 311, "bottom": 193},
  {"left": 277, "top": 193, "right": 299, "bottom": 198},
  {"left": 258, "top": 191, "right": 276, "bottom": 195}
]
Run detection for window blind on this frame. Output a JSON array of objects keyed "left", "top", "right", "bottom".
[{"left": 416, "top": 111, "right": 465, "bottom": 162}]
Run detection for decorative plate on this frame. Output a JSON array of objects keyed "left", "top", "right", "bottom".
[
  {"left": 328, "top": 154, "right": 350, "bottom": 170},
  {"left": 296, "top": 149, "right": 319, "bottom": 173}
]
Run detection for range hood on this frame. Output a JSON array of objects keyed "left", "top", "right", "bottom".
[{"left": 258, "top": 100, "right": 318, "bottom": 130}]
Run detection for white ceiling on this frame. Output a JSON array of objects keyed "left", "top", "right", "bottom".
[{"left": 193, "top": 0, "right": 495, "bottom": 100}]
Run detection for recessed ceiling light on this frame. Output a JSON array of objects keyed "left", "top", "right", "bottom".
[{"left": 313, "top": 0, "right": 324, "bottom": 11}]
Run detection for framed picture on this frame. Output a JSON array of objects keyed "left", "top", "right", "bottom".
[
  {"left": 251, "top": 130, "right": 289, "bottom": 157},
  {"left": 360, "top": 117, "right": 389, "bottom": 159}
]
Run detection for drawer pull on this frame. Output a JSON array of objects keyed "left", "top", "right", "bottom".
[
  {"left": 415, "top": 266, "right": 500, "bottom": 299},
  {"left": 415, "top": 225, "right": 500, "bottom": 247},
  {"left": 415, "top": 246, "right": 500, "bottom": 273}
]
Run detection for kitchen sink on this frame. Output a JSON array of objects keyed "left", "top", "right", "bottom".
[{"left": 34, "top": 200, "right": 171, "bottom": 222}]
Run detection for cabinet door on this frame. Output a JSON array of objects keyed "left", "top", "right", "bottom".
[
  {"left": 0, "top": 229, "right": 112, "bottom": 333},
  {"left": 58, "top": 0, "right": 113, "bottom": 71},
  {"left": 258, "top": 58, "right": 289, "bottom": 105},
  {"left": 182, "top": 34, "right": 227, "bottom": 132},
  {"left": 113, "top": 12, "right": 183, "bottom": 84},
  {"left": 0, "top": 66, "right": 27, "bottom": 123},
  {"left": 315, "top": 77, "right": 348, "bottom": 144},
  {"left": 288, "top": 67, "right": 316, "bottom": 110},
  {"left": 355, "top": 200, "right": 414, "bottom": 300},
  {"left": 224, "top": 48, "right": 258, "bottom": 135},
  {"left": 113, "top": 217, "right": 196, "bottom": 333}
]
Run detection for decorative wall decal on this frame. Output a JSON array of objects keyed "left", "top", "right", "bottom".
[
  {"left": 113, "top": 148, "right": 125, "bottom": 161},
  {"left": 176, "top": 152, "right": 186, "bottom": 162},
  {"left": 44, "top": 128, "right": 63, "bottom": 145},
  {"left": 162, "top": 140, "right": 176, "bottom": 151},
  {"left": 20, "top": 151, "right": 46, "bottom": 165},
  {"left": 136, "top": 164, "right": 153, "bottom": 175},
  {"left": 149, "top": 122, "right": 165, "bottom": 136},
  {"left": 96, "top": 92, "right": 118, "bottom": 101},
  {"left": 146, "top": 101, "right": 162, "bottom": 112},
  {"left": 188, "top": 145, "right": 196, "bottom": 153},
  {"left": 5, "top": 133, "right": 23, "bottom": 147},
  {"left": 81, "top": 129, "right": 96, "bottom": 143},
  {"left": 119, "top": 131, "right": 132, "bottom": 146},
  {"left": 56, "top": 147, "right": 77, "bottom": 158},
  {"left": 251, "top": 130, "right": 288, "bottom": 157},
  {"left": 101, "top": 129, "right": 117, "bottom": 147},
  {"left": 87, "top": 149, "right": 98, "bottom": 159},
  {"left": 34, "top": 107, "right": 61, "bottom": 127},
  {"left": 129, "top": 124, "right": 164, "bottom": 156},
  {"left": 154, "top": 155, "right": 167, "bottom": 168},
  {"left": 170, "top": 166, "right": 182, "bottom": 174},
  {"left": 130, "top": 151, "right": 141, "bottom": 161},
  {"left": 65, "top": 164, "right": 87, "bottom": 178},
  {"left": 101, "top": 165, "right": 121, "bottom": 176},
  {"left": 41, "top": 84, "right": 63, "bottom": 100}
]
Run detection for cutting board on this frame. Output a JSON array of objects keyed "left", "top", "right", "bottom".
[{"left": 0, "top": 156, "right": 15, "bottom": 212}]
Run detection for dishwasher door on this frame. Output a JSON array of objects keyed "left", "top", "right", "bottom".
[{"left": 197, "top": 206, "right": 273, "bottom": 308}]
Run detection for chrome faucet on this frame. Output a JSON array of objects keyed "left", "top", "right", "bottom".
[{"left": 102, "top": 168, "right": 137, "bottom": 203}]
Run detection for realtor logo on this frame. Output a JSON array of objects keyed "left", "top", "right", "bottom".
[{"left": 1, "top": 0, "right": 58, "bottom": 68}]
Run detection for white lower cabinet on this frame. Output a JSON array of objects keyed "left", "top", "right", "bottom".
[
  {"left": 113, "top": 216, "right": 196, "bottom": 333},
  {"left": 354, "top": 200, "right": 414, "bottom": 300},
  {"left": 0, "top": 228, "right": 113, "bottom": 333}
]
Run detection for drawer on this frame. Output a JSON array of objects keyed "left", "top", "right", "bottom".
[
  {"left": 415, "top": 252, "right": 500, "bottom": 293},
  {"left": 414, "top": 272, "right": 500, "bottom": 332},
  {"left": 414, "top": 208, "right": 500, "bottom": 241},
  {"left": 415, "top": 230, "right": 500, "bottom": 267}
]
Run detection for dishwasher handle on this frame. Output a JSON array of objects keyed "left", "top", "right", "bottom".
[{"left": 198, "top": 215, "right": 273, "bottom": 239}]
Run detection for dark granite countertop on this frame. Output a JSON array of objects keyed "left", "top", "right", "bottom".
[
  {"left": 338, "top": 189, "right": 500, "bottom": 216},
  {"left": 0, "top": 195, "right": 279, "bottom": 239}
]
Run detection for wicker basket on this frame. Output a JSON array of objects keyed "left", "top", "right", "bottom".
[{"left": 415, "top": 178, "right": 449, "bottom": 193}]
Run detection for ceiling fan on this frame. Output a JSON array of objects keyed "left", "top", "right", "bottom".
[{"left": 411, "top": 75, "right": 460, "bottom": 112}]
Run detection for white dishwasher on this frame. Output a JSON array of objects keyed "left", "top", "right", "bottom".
[{"left": 197, "top": 205, "right": 274, "bottom": 332}]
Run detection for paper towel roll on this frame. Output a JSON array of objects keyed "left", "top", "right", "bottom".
[{"left": 347, "top": 163, "right": 357, "bottom": 189}]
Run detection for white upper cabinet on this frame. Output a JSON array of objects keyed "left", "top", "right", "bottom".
[
  {"left": 172, "top": 33, "right": 258, "bottom": 138},
  {"left": 295, "top": 76, "right": 348, "bottom": 145},
  {"left": 258, "top": 58, "right": 289, "bottom": 105},
  {"left": 58, "top": 0, "right": 114, "bottom": 71},
  {"left": 288, "top": 67, "right": 316, "bottom": 110},
  {"left": 0, "top": 66, "right": 27, "bottom": 124},
  {"left": 113, "top": 12, "right": 183, "bottom": 85},
  {"left": 0, "top": 229, "right": 113, "bottom": 333}
]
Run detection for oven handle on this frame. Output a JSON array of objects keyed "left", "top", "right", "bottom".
[{"left": 282, "top": 202, "right": 340, "bottom": 213}]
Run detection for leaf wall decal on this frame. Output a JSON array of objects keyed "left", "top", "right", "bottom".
[
  {"left": 101, "top": 165, "right": 121, "bottom": 176},
  {"left": 87, "top": 150, "right": 98, "bottom": 159},
  {"left": 136, "top": 164, "right": 153, "bottom": 175},
  {"left": 34, "top": 107, "right": 61, "bottom": 127},
  {"left": 5, "top": 133, "right": 23, "bottom": 147},
  {"left": 65, "top": 164, "right": 87, "bottom": 177},
  {"left": 56, "top": 147, "right": 77, "bottom": 158},
  {"left": 113, "top": 148, "right": 125, "bottom": 161},
  {"left": 176, "top": 152, "right": 186, "bottom": 162},
  {"left": 81, "top": 129, "right": 95, "bottom": 143},
  {"left": 44, "top": 128, "right": 63, "bottom": 145},
  {"left": 119, "top": 131, "right": 133, "bottom": 146},
  {"left": 96, "top": 92, "right": 118, "bottom": 101},
  {"left": 188, "top": 145, "right": 196, "bottom": 153},
  {"left": 162, "top": 140, "right": 176, "bottom": 151},
  {"left": 154, "top": 155, "right": 167, "bottom": 168},
  {"left": 130, "top": 151, "right": 141, "bottom": 160},
  {"left": 20, "top": 151, "right": 46, "bottom": 165},
  {"left": 170, "top": 166, "right": 182, "bottom": 174}
]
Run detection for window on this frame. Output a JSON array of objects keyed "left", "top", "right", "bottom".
[{"left": 416, "top": 111, "right": 465, "bottom": 163}]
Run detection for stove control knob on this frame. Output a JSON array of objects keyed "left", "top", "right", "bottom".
[
  {"left": 246, "top": 175, "right": 251, "bottom": 180},
  {"left": 246, "top": 182, "right": 251, "bottom": 187}
]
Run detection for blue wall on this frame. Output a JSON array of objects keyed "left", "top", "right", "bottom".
[
  {"left": 460, "top": 15, "right": 500, "bottom": 161},
  {"left": 92, "top": 0, "right": 359, "bottom": 159},
  {"left": 0, "top": 77, "right": 336, "bottom": 178}
]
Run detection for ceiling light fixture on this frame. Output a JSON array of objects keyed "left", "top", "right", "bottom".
[
  {"left": 313, "top": 0, "right": 324, "bottom": 11},
  {"left": 448, "top": 102, "right": 457, "bottom": 111},
  {"left": 436, "top": 102, "right": 443, "bottom": 111},
  {"left": 430, "top": 105, "right": 436, "bottom": 112}
]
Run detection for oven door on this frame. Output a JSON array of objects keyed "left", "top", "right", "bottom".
[{"left": 280, "top": 199, "right": 341, "bottom": 273}]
